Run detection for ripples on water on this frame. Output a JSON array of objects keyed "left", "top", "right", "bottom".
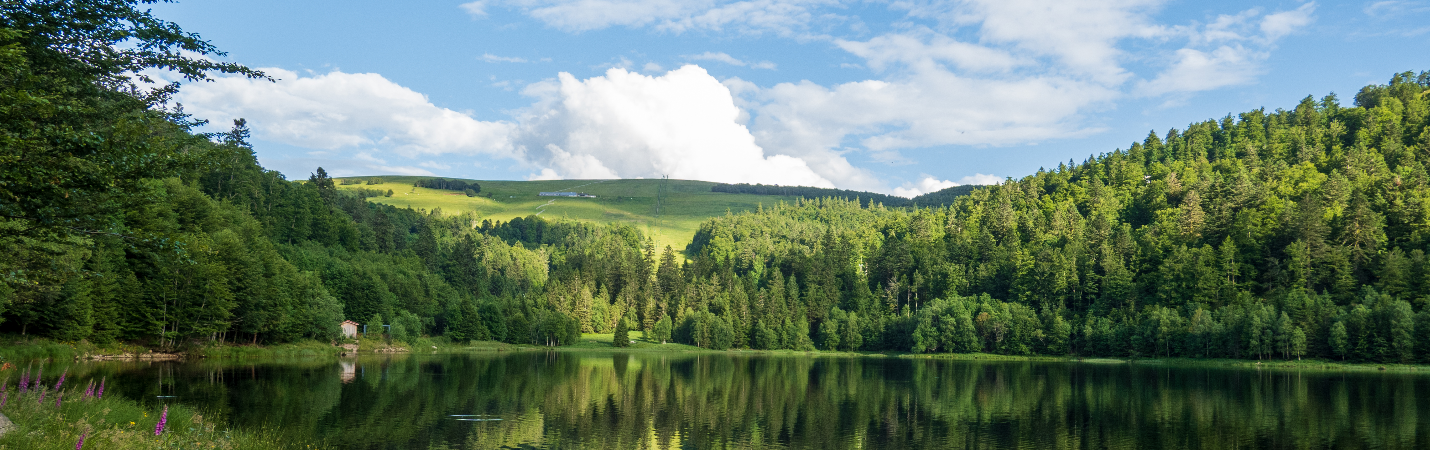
[{"left": 75, "top": 352, "right": 1430, "bottom": 449}]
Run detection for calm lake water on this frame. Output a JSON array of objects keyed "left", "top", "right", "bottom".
[{"left": 84, "top": 351, "right": 1430, "bottom": 449}]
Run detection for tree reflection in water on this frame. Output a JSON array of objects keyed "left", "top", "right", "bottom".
[{"left": 84, "top": 353, "right": 1428, "bottom": 449}]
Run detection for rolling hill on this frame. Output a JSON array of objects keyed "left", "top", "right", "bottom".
[
  {"left": 334, "top": 177, "right": 799, "bottom": 252},
  {"left": 336, "top": 177, "right": 984, "bottom": 252}
]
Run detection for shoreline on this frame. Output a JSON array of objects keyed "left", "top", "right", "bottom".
[{"left": 7, "top": 335, "right": 1429, "bottom": 374}]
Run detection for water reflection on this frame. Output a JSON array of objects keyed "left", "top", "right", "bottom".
[
  {"left": 71, "top": 353, "right": 1430, "bottom": 449},
  {"left": 340, "top": 360, "right": 356, "bottom": 383}
]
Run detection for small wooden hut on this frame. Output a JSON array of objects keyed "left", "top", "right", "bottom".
[{"left": 341, "top": 320, "right": 360, "bottom": 339}]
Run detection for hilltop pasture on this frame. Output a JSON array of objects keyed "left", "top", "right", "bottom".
[{"left": 335, "top": 177, "right": 806, "bottom": 252}]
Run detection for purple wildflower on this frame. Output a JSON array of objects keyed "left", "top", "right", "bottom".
[
  {"left": 54, "top": 370, "right": 66, "bottom": 391},
  {"left": 1, "top": 391, "right": 7, "bottom": 408},
  {"left": 96, "top": 377, "right": 105, "bottom": 399},
  {"left": 75, "top": 427, "right": 88, "bottom": 449},
  {"left": 37, "top": 390, "right": 45, "bottom": 405},
  {"left": 55, "top": 391, "right": 63, "bottom": 408},
  {"left": 32, "top": 368, "right": 41, "bottom": 392},
  {"left": 84, "top": 380, "right": 94, "bottom": 399},
  {"left": 18, "top": 369, "right": 27, "bottom": 394},
  {"left": 154, "top": 405, "right": 168, "bottom": 436}
]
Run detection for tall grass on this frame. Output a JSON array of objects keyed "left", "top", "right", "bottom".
[
  {"left": 0, "top": 368, "right": 320, "bottom": 449},
  {"left": 0, "top": 337, "right": 99, "bottom": 363},
  {"left": 0, "top": 336, "right": 347, "bottom": 363}
]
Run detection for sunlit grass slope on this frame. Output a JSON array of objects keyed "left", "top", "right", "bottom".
[{"left": 336, "top": 177, "right": 801, "bottom": 252}]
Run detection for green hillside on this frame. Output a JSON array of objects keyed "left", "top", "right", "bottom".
[{"left": 334, "top": 177, "right": 805, "bottom": 252}]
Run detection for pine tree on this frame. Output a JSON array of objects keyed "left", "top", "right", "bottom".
[{"left": 612, "top": 316, "right": 630, "bottom": 347}]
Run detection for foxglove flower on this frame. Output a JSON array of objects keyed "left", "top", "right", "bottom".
[
  {"left": 54, "top": 370, "right": 66, "bottom": 391},
  {"left": 18, "top": 369, "right": 28, "bottom": 394},
  {"left": 154, "top": 405, "right": 168, "bottom": 436},
  {"left": 37, "top": 390, "right": 45, "bottom": 405},
  {"left": 1, "top": 391, "right": 7, "bottom": 408},
  {"left": 32, "top": 368, "right": 41, "bottom": 392},
  {"left": 75, "top": 427, "right": 88, "bottom": 449},
  {"left": 97, "top": 377, "right": 105, "bottom": 399},
  {"left": 55, "top": 391, "right": 63, "bottom": 407},
  {"left": 83, "top": 380, "right": 94, "bottom": 399}
]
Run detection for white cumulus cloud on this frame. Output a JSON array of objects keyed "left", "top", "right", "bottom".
[
  {"left": 892, "top": 173, "right": 1001, "bottom": 198},
  {"left": 954, "top": 173, "right": 1003, "bottom": 185},
  {"left": 512, "top": 65, "right": 833, "bottom": 185},
  {"left": 178, "top": 68, "right": 516, "bottom": 157},
  {"left": 181, "top": 65, "right": 836, "bottom": 188},
  {"left": 893, "top": 177, "right": 957, "bottom": 198}
]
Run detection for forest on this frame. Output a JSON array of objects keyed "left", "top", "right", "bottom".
[
  {"left": 5, "top": 1, "right": 1430, "bottom": 364},
  {"left": 413, "top": 178, "right": 481, "bottom": 195}
]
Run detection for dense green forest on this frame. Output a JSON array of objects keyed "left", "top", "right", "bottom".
[
  {"left": 680, "top": 71, "right": 1430, "bottom": 363},
  {"left": 413, "top": 177, "right": 481, "bottom": 195},
  {"left": 5, "top": 2, "right": 1430, "bottom": 364}
]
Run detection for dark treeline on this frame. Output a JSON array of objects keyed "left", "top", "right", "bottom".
[
  {"left": 711, "top": 182, "right": 979, "bottom": 207},
  {"left": 911, "top": 184, "right": 981, "bottom": 206},
  {"left": 712, "top": 183, "right": 913, "bottom": 207},
  {"left": 414, "top": 178, "right": 480, "bottom": 194}
]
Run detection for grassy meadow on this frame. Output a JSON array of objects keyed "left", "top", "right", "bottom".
[{"left": 336, "top": 177, "right": 802, "bottom": 252}]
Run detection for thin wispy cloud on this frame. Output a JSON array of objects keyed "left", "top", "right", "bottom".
[
  {"left": 482, "top": 53, "right": 529, "bottom": 63},
  {"left": 1139, "top": 3, "right": 1315, "bottom": 96},
  {"left": 463, "top": 0, "right": 842, "bottom": 36},
  {"left": 686, "top": 52, "right": 776, "bottom": 69},
  {"left": 1364, "top": 1, "right": 1430, "bottom": 18}
]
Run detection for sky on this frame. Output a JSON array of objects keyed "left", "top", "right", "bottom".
[{"left": 150, "top": 0, "right": 1430, "bottom": 197}]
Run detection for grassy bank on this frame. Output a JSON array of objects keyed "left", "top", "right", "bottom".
[
  {"left": 555, "top": 333, "right": 1430, "bottom": 373},
  {"left": 9, "top": 335, "right": 1427, "bottom": 374},
  {"left": 565, "top": 331, "right": 706, "bottom": 352},
  {"left": 0, "top": 338, "right": 143, "bottom": 364},
  {"left": 895, "top": 352, "right": 1430, "bottom": 373},
  {"left": 0, "top": 370, "right": 316, "bottom": 449},
  {"left": 1115, "top": 357, "right": 1430, "bottom": 373}
]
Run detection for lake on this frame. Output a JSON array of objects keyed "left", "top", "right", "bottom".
[{"left": 81, "top": 351, "right": 1430, "bottom": 449}]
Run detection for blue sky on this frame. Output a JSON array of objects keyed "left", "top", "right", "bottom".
[{"left": 153, "top": 0, "right": 1430, "bottom": 196}]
